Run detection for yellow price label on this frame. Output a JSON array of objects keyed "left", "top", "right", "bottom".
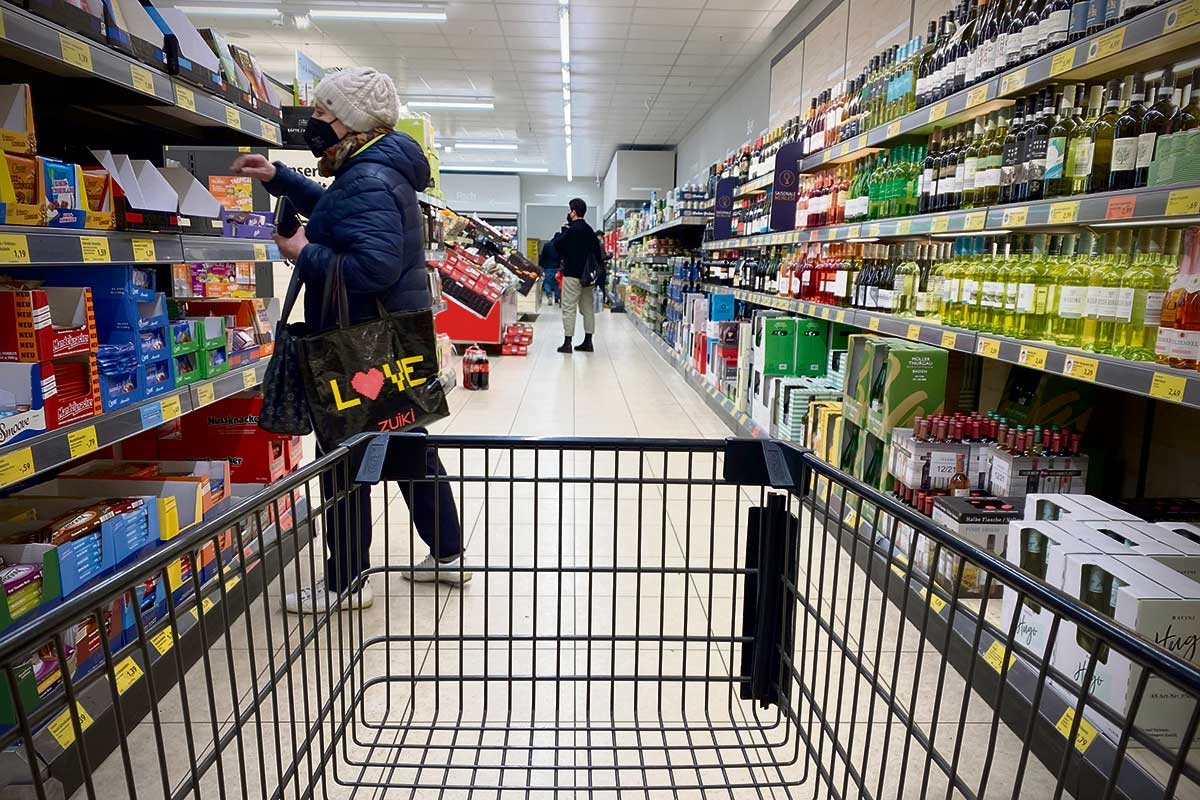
[
  {"left": 840, "top": 142, "right": 850, "bottom": 156},
  {"left": 161, "top": 395, "right": 183, "bottom": 421},
  {"left": 821, "top": 307, "right": 831, "bottom": 320},
  {"left": 196, "top": 383, "right": 216, "bottom": 406},
  {"left": 0, "top": 233, "right": 31, "bottom": 264},
  {"left": 1048, "top": 201, "right": 1080, "bottom": 224},
  {"left": 928, "top": 101, "right": 948, "bottom": 122},
  {"left": 176, "top": 84, "right": 196, "bottom": 112},
  {"left": 890, "top": 564, "right": 907, "bottom": 579},
  {"left": 1088, "top": 28, "right": 1125, "bottom": 62},
  {"left": 967, "top": 84, "right": 990, "bottom": 107},
  {"left": 836, "top": 310, "right": 846, "bottom": 323},
  {"left": 1055, "top": 707, "right": 1099, "bottom": 754},
  {"left": 919, "top": 588, "right": 948, "bottom": 614},
  {"left": 826, "top": 227, "right": 837, "bottom": 240},
  {"left": 260, "top": 120, "right": 277, "bottom": 142},
  {"left": 1164, "top": 0, "right": 1200, "bottom": 31},
  {"left": 847, "top": 225, "right": 861, "bottom": 238},
  {"left": 1065, "top": 355, "right": 1099, "bottom": 382},
  {"left": 868, "top": 223, "right": 881, "bottom": 237},
  {"left": 977, "top": 338, "right": 1001, "bottom": 359},
  {"left": 113, "top": 657, "right": 144, "bottom": 695},
  {"left": 79, "top": 236, "right": 111, "bottom": 263},
  {"left": 131, "top": 238, "right": 156, "bottom": 262},
  {"left": 59, "top": 34, "right": 93, "bottom": 72},
  {"left": 1002, "top": 207, "right": 1029, "bottom": 227},
  {"left": 0, "top": 9, "right": 6, "bottom": 39},
  {"left": 224, "top": 105, "right": 242, "bottom": 129},
  {"left": 1165, "top": 188, "right": 1200, "bottom": 216},
  {"left": 941, "top": 331, "right": 957, "bottom": 349},
  {"left": 868, "top": 317, "right": 881, "bottom": 331},
  {"left": 150, "top": 626, "right": 175, "bottom": 655},
  {"left": 907, "top": 324, "right": 921, "bottom": 341},
  {"left": 886, "top": 120, "right": 902, "bottom": 138},
  {"left": 1149, "top": 371, "right": 1187, "bottom": 403},
  {"left": 822, "top": 150, "right": 831, "bottom": 163},
  {"left": 66, "top": 426, "right": 98, "bottom": 459},
  {"left": 964, "top": 211, "right": 987, "bottom": 231},
  {"left": 242, "top": 367, "right": 257, "bottom": 389},
  {"left": 0, "top": 447, "right": 34, "bottom": 488},
  {"left": 1050, "top": 48, "right": 1077, "bottom": 77},
  {"left": 201, "top": 596, "right": 215, "bottom": 615},
  {"left": 1000, "top": 68, "right": 1027, "bottom": 95},
  {"left": 47, "top": 704, "right": 94, "bottom": 749},
  {"left": 1018, "top": 346, "right": 1048, "bottom": 371},
  {"left": 930, "top": 216, "right": 950, "bottom": 233},
  {"left": 129, "top": 64, "right": 156, "bottom": 95},
  {"left": 224, "top": 574, "right": 241, "bottom": 591},
  {"left": 984, "top": 640, "right": 1017, "bottom": 674},
  {"left": 253, "top": 243, "right": 268, "bottom": 261}
]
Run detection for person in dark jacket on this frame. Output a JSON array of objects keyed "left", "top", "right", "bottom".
[
  {"left": 231, "top": 67, "right": 468, "bottom": 615},
  {"left": 553, "top": 198, "right": 605, "bottom": 353},
  {"left": 539, "top": 238, "right": 561, "bottom": 304}
]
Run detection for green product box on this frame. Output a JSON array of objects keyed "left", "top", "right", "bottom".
[
  {"left": 758, "top": 318, "right": 799, "bottom": 376},
  {"left": 201, "top": 346, "right": 231, "bottom": 379},
  {"left": 173, "top": 352, "right": 202, "bottom": 387},
  {"left": 995, "top": 369, "right": 1095, "bottom": 432},
  {"left": 866, "top": 342, "right": 947, "bottom": 440},
  {"left": 793, "top": 318, "right": 829, "bottom": 377},
  {"left": 394, "top": 116, "right": 435, "bottom": 150},
  {"left": 842, "top": 335, "right": 884, "bottom": 427}
]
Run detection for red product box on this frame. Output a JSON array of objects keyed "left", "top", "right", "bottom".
[
  {"left": 165, "top": 393, "right": 292, "bottom": 483},
  {"left": 0, "top": 287, "right": 96, "bottom": 362},
  {"left": 50, "top": 353, "right": 101, "bottom": 428},
  {"left": 284, "top": 436, "right": 303, "bottom": 471},
  {"left": 0, "top": 362, "right": 58, "bottom": 447}
]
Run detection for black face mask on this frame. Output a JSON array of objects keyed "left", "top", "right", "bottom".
[{"left": 304, "top": 116, "right": 343, "bottom": 156}]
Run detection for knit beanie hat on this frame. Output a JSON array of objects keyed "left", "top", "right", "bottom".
[{"left": 314, "top": 67, "right": 400, "bottom": 133}]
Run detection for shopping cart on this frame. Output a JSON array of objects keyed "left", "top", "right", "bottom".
[{"left": 0, "top": 434, "right": 1199, "bottom": 800}]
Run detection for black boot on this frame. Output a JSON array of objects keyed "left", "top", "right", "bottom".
[
  {"left": 557, "top": 337, "right": 573, "bottom": 354},
  {"left": 575, "top": 334, "right": 594, "bottom": 352}
]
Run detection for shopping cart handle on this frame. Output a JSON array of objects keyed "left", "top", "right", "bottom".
[
  {"left": 352, "top": 432, "right": 430, "bottom": 484},
  {"left": 723, "top": 438, "right": 806, "bottom": 491}
]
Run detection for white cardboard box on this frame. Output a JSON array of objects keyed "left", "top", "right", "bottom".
[
  {"left": 1082, "top": 520, "right": 1200, "bottom": 584},
  {"left": 1023, "top": 494, "right": 1143, "bottom": 524}
]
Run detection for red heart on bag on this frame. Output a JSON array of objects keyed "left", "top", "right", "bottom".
[{"left": 351, "top": 368, "right": 386, "bottom": 400}]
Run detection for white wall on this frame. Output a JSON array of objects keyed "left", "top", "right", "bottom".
[
  {"left": 439, "top": 173, "right": 521, "bottom": 214},
  {"left": 521, "top": 174, "right": 602, "bottom": 245},
  {"left": 601, "top": 150, "right": 677, "bottom": 218}
]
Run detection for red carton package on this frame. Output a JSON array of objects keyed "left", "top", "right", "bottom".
[{"left": 0, "top": 287, "right": 96, "bottom": 362}]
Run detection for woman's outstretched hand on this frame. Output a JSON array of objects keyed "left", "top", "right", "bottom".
[{"left": 231, "top": 153, "right": 276, "bottom": 182}]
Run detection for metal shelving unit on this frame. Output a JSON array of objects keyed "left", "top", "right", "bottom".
[
  {"left": 0, "top": 227, "right": 280, "bottom": 266},
  {"left": 622, "top": 216, "right": 710, "bottom": 244}
]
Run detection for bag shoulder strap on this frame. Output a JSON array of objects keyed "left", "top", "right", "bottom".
[{"left": 279, "top": 267, "right": 302, "bottom": 325}]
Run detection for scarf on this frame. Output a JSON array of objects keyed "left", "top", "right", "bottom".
[{"left": 318, "top": 126, "right": 393, "bottom": 177}]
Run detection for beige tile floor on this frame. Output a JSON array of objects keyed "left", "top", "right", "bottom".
[{"left": 65, "top": 311, "right": 1192, "bottom": 800}]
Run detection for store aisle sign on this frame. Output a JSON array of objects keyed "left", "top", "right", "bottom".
[
  {"left": 769, "top": 141, "right": 805, "bottom": 232},
  {"left": 712, "top": 177, "right": 738, "bottom": 239}
]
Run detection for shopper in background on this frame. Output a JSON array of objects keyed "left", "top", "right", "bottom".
[
  {"left": 539, "top": 237, "right": 562, "bottom": 305},
  {"left": 596, "top": 230, "right": 613, "bottom": 307},
  {"left": 553, "top": 197, "right": 604, "bottom": 353},
  {"left": 231, "top": 66, "right": 470, "bottom": 615}
]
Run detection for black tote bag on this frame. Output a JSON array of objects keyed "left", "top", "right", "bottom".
[
  {"left": 295, "top": 261, "right": 449, "bottom": 450},
  {"left": 258, "top": 267, "right": 313, "bottom": 436}
]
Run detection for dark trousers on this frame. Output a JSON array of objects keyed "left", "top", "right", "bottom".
[
  {"left": 543, "top": 270, "right": 561, "bottom": 302},
  {"left": 321, "top": 430, "right": 463, "bottom": 593}
]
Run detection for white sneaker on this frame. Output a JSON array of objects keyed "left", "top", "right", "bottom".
[
  {"left": 284, "top": 579, "right": 374, "bottom": 614},
  {"left": 404, "top": 554, "right": 473, "bottom": 585}
]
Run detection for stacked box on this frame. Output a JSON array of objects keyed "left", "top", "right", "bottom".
[
  {"left": 865, "top": 342, "right": 947, "bottom": 440},
  {"left": 987, "top": 445, "right": 1089, "bottom": 497},
  {"left": 890, "top": 428, "right": 971, "bottom": 495},
  {"left": 930, "top": 496, "right": 1024, "bottom": 598},
  {"left": 841, "top": 335, "right": 878, "bottom": 427}
]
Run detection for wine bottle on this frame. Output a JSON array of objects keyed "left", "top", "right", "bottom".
[
  {"left": 999, "top": 97, "right": 1026, "bottom": 203},
  {"left": 1025, "top": 85, "right": 1058, "bottom": 201},
  {"left": 1045, "top": 85, "right": 1078, "bottom": 198},
  {"left": 1088, "top": 79, "right": 1122, "bottom": 193},
  {"left": 1043, "top": 0, "right": 1072, "bottom": 52},
  {"left": 1012, "top": 91, "right": 1041, "bottom": 202},
  {"left": 920, "top": 129, "right": 942, "bottom": 214},
  {"left": 1170, "top": 68, "right": 1200, "bottom": 132},
  {"left": 961, "top": 116, "right": 986, "bottom": 208},
  {"left": 1020, "top": 0, "right": 1043, "bottom": 62},
  {"left": 1137, "top": 69, "right": 1176, "bottom": 187},
  {"left": 1109, "top": 74, "right": 1145, "bottom": 191},
  {"left": 977, "top": 111, "right": 1005, "bottom": 206},
  {"left": 1067, "top": 0, "right": 1090, "bottom": 42}
]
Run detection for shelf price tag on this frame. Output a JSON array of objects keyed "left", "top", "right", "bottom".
[
  {"left": 1049, "top": 48, "right": 1076, "bottom": 77},
  {"left": 930, "top": 216, "right": 950, "bottom": 233},
  {"left": 983, "top": 640, "right": 1017, "bottom": 674},
  {"left": 175, "top": 84, "right": 196, "bottom": 112},
  {"left": 836, "top": 310, "right": 846, "bottom": 323},
  {"left": 1064, "top": 354, "right": 1099, "bottom": 382},
  {"left": 847, "top": 225, "right": 861, "bottom": 238},
  {"left": 896, "top": 219, "right": 913, "bottom": 235},
  {"left": 966, "top": 84, "right": 990, "bottom": 106},
  {"left": 129, "top": 64, "right": 156, "bottom": 95},
  {"left": 867, "top": 317, "right": 881, "bottom": 331},
  {"left": 1165, "top": 188, "right": 1200, "bottom": 216},
  {"left": 260, "top": 120, "right": 277, "bottom": 142},
  {"left": 253, "top": 243, "right": 268, "bottom": 261},
  {"left": 906, "top": 324, "right": 921, "bottom": 341},
  {"left": 1018, "top": 346, "right": 1048, "bottom": 370},
  {"left": 59, "top": 34, "right": 93, "bottom": 72},
  {"left": 977, "top": 338, "right": 1001, "bottom": 359},
  {"left": 868, "top": 223, "right": 881, "bottom": 237},
  {"left": 1055, "top": 708, "right": 1099, "bottom": 755},
  {"left": 1048, "top": 201, "right": 1079, "bottom": 224},
  {"left": 161, "top": 395, "right": 183, "bottom": 421},
  {"left": 919, "top": 588, "right": 948, "bottom": 614},
  {"left": 822, "top": 150, "right": 831, "bottom": 163},
  {"left": 1087, "top": 28, "right": 1125, "bottom": 62},
  {"left": 79, "top": 236, "right": 111, "bottom": 262},
  {"left": 47, "top": 704, "right": 94, "bottom": 749},
  {"left": 242, "top": 367, "right": 257, "bottom": 389},
  {"left": 128, "top": 239, "right": 156, "bottom": 263},
  {"left": 928, "top": 102, "right": 949, "bottom": 123},
  {"left": 0, "top": 10, "right": 6, "bottom": 39},
  {"left": 1000, "top": 68, "right": 1027, "bottom": 95},
  {"left": 822, "top": 307, "right": 832, "bottom": 320},
  {"left": 0, "top": 447, "right": 34, "bottom": 488},
  {"left": 940, "top": 331, "right": 957, "bottom": 349},
  {"left": 196, "top": 383, "right": 216, "bottom": 406},
  {"left": 1105, "top": 195, "right": 1137, "bottom": 220},
  {"left": 964, "top": 211, "right": 986, "bottom": 231},
  {"left": 0, "top": 234, "right": 30, "bottom": 264},
  {"left": 149, "top": 626, "right": 175, "bottom": 655},
  {"left": 113, "top": 657, "right": 144, "bottom": 695},
  {"left": 839, "top": 142, "right": 850, "bottom": 156},
  {"left": 1149, "top": 371, "right": 1187, "bottom": 403},
  {"left": 886, "top": 120, "right": 902, "bottom": 138},
  {"left": 1002, "top": 207, "right": 1029, "bottom": 227},
  {"left": 1164, "top": 0, "right": 1200, "bottom": 32},
  {"left": 224, "top": 105, "right": 242, "bottom": 129},
  {"left": 66, "top": 426, "right": 98, "bottom": 459}
]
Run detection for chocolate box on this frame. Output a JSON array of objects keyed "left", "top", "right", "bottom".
[{"left": 0, "top": 287, "right": 97, "bottom": 363}]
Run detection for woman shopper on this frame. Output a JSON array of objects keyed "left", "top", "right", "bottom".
[{"left": 232, "top": 67, "right": 470, "bottom": 614}]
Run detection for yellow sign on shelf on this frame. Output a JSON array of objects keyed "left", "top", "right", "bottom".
[
  {"left": 966, "top": 84, "right": 990, "bottom": 107},
  {"left": 1165, "top": 188, "right": 1200, "bottom": 217},
  {"left": 886, "top": 120, "right": 902, "bottom": 138},
  {"left": 1018, "top": 346, "right": 1048, "bottom": 371},
  {"left": 919, "top": 587, "right": 948, "bottom": 614},
  {"left": 224, "top": 105, "right": 242, "bottom": 129},
  {"left": 868, "top": 317, "right": 881, "bottom": 331},
  {"left": 847, "top": 225, "right": 861, "bottom": 238},
  {"left": 0, "top": 447, "right": 34, "bottom": 488},
  {"left": 906, "top": 324, "right": 921, "bottom": 341},
  {"left": 1064, "top": 355, "right": 1099, "bottom": 382},
  {"left": 1164, "top": 0, "right": 1200, "bottom": 31},
  {"left": 48, "top": 704, "right": 94, "bottom": 749},
  {"left": 1000, "top": 68, "right": 1027, "bottom": 95},
  {"left": 940, "top": 331, "right": 957, "bottom": 349},
  {"left": 196, "top": 383, "right": 216, "bottom": 406},
  {"left": 66, "top": 426, "right": 98, "bottom": 459},
  {"left": 930, "top": 216, "right": 950, "bottom": 233},
  {"left": 79, "top": 236, "right": 111, "bottom": 263},
  {"left": 150, "top": 627, "right": 175, "bottom": 656},
  {"left": 1002, "top": 207, "right": 1029, "bottom": 227},
  {"left": 1055, "top": 708, "right": 1099, "bottom": 755},
  {"left": 59, "top": 34, "right": 93, "bottom": 73},
  {"left": 0, "top": 233, "right": 30, "bottom": 264},
  {"left": 977, "top": 338, "right": 1001, "bottom": 359},
  {"left": 1048, "top": 201, "right": 1080, "bottom": 224},
  {"left": 964, "top": 211, "right": 986, "bottom": 231},
  {"left": 131, "top": 238, "right": 156, "bottom": 262},
  {"left": 836, "top": 310, "right": 846, "bottom": 323},
  {"left": 868, "top": 223, "right": 881, "bottom": 237},
  {"left": 928, "top": 101, "right": 948, "bottom": 122},
  {"left": 1149, "top": 371, "right": 1187, "bottom": 403},
  {"left": 1049, "top": 47, "right": 1077, "bottom": 77},
  {"left": 113, "top": 658, "right": 144, "bottom": 696},
  {"left": 253, "top": 243, "right": 268, "bottom": 261},
  {"left": 260, "top": 120, "right": 277, "bottom": 142},
  {"left": 983, "top": 640, "right": 1016, "bottom": 674},
  {"left": 129, "top": 64, "right": 156, "bottom": 95},
  {"left": 161, "top": 395, "right": 183, "bottom": 421},
  {"left": 242, "top": 368, "right": 257, "bottom": 389},
  {"left": 176, "top": 84, "right": 196, "bottom": 112},
  {"left": 1088, "top": 27, "right": 1125, "bottom": 62}
]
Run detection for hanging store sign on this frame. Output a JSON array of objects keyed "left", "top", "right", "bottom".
[
  {"left": 769, "top": 141, "right": 805, "bottom": 232},
  {"left": 713, "top": 177, "right": 738, "bottom": 240}
]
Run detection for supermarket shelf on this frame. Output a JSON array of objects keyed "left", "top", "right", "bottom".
[
  {"left": 0, "top": 227, "right": 281, "bottom": 266},
  {"left": 629, "top": 277, "right": 666, "bottom": 294},
  {"left": 0, "top": 4, "right": 281, "bottom": 145},
  {"left": 799, "top": 0, "right": 1200, "bottom": 174},
  {"left": 622, "top": 216, "right": 710, "bottom": 244},
  {"left": 418, "top": 192, "right": 447, "bottom": 209},
  {"left": 627, "top": 255, "right": 674, "bottom": 265},
  {"left": 713, "top": 284, "right": 1200, "bottom": 408},
  {"left": 735, "top": 173, "right": 775, "bottom": 197},
  {"left": 701, "top": 186, "right": 1200, "bottom": 253},
  {"left": 0, "top": 359, "right": 270, "bottom": 491}
]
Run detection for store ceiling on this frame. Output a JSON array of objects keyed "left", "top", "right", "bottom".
[{"left": 176, "top": 0, "right": 798, "bottom": 179}]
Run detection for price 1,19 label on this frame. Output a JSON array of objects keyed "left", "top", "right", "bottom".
[
  {"left": 1149, "top": 371, "right": 1187, "bottom": 403},
  {"left": 0, "top": 233, "right": 30, "bottom": 264}
]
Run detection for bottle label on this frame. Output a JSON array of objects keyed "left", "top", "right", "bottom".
[
  {"left": 1034, "top": 285, "right": 1050, "bottom": 315},
  {"left": 1005, "top": 282, "right": 1019, "bottom": 310},
  {"left": 982, "top": 280, "right": 1004, "bottom": 308},
  {"left": 1058, "top": 285, "right": 1087, "bottom": 318},
  {"left": 1143, "top": 290, "right": 1166, "bottom": 327},
  {"left": 877, "top": 288, "right": 894, "bottom": 310},
  {"left": 1005, "top": 33, "right": 1022, "bottom": 64},
  {"left": 944, "top": 277, "right": 961, "bottom": 303},
  {"left": 962, "top": 279, "right": 980, "bottom": 305},
  {"left": 1115, "top": 287, "right": 1135, "bottom": 322},
  {"left": 833, "top": 271, "right": 849, "bottom": 296},
  {"left": 1085, "top": 286, "right": 1120, "bottom": 319},
  {"left": 1111, "top": 138, "right": 1138, "bottom": 172},
  {"left": 1027, "top": 135, "right": 1049, "bottom": 182},
  {"left": 1045, "top": 9, "right": 1070, "bottom": 47},
  {"left": 1087, "top": 0, "right": 1103, "bottom": 28},
  {"left": 1136, "top": 132, "right": 1157, "bottom": 170},
  {"left": 963, "top": 156, "right": 979, "bottom": 190},
  {"left": 1067, "top": 139, "right": 1094, "bottom": 178},
  {"left": 953, "top": 163, "right": 965, "bottom": 194},
  {"left": 1016, "top": 283, "right": 1037, "bottom": 313},
  {"left": 1045, "top": 137, "right": 1067, "bottom": 180},
  {"left": 1020, "top": 26, "right": 1039, "bottom": 57},
  {"left": 1104, "top": 0, "right": 1120, "bottom": 22},
  {"left": 1165, "top": 329, "right": 1200, "bottom": 361},
  {"left": 915, "top": 292, "right": 936, "bottom": 313}
]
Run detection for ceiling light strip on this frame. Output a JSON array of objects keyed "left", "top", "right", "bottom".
[
  {"left": 407, "top": 100, "right": 494, "bottom": 110},
  {"left": 441, "top": 165, "right": 550, "bottom": 174},
  {"left": 309, "top": 8, "right": 446, "bottom": 21},
  {"left": 560, "top": 0, "right": 571, "bottom": 181}
]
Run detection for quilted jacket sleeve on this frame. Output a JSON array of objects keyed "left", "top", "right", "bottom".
[
  {"left": 263, "top": 162, "right": 326, "bottom": 217},
  {"left": 295, "top": 174, "right": 406, "bottom": 294}
]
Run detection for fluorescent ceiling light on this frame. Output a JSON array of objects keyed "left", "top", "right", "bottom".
[
  {"left": 563, "top": 103, "right": 572, "bottom": 126},
  {"left": 562, "top": 67, "right": 570, "bottom": 85},
  {"left": 566, "top": 142, "right": 574, "bottom": 182},
  {"left": 176, "top": 5, "right": 280, "bottom": 15},
  {"left": 407, "top": 100, "right": 494, "bottom": 110},
  {"left": 309, "top": 8, "right": 446, "bottom": 21},
  {"left": 563, "top": 86, "right": 571, "bottom": 101},
  {"left": 441, "top": 165, "right": 549, "bottom": 174},
  {"left": 455, "top": 142, "right": 519, "bottom": 151},
  {"left": 559, "top": 8, "right": 570, "bottom": 64}
]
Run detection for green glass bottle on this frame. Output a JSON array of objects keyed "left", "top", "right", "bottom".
[
  {"left": 1015, "top": 233, "right": 1054, "bottom": 340},
  {"left": 942, "top": 240, "right": 964, "bottom": 326},
  {"left": 963, "top": 239, "right": 985, "bottom": 331},
  {"left": 1000, "top": 237, "right": 1021, "bottom": 336},
  {"left": 1082, "top": 231, "right": 1128, "bottom": 353},
  {"left": 1050, "top": 233, "right": 1089, "bottom": 347},
  {"left": 1117, "top": 229, "right": 1174, "bottom": 360},
  {"left": 893, "top": 242, "right": 919, "bottom": 317},
  {"left": 979, "top": 239, "right": 1005, "bottom": 333}
]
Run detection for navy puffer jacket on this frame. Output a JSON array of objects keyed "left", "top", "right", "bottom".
[{"left": 264, "top": 132, "right": 432, "bottom": 328}]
